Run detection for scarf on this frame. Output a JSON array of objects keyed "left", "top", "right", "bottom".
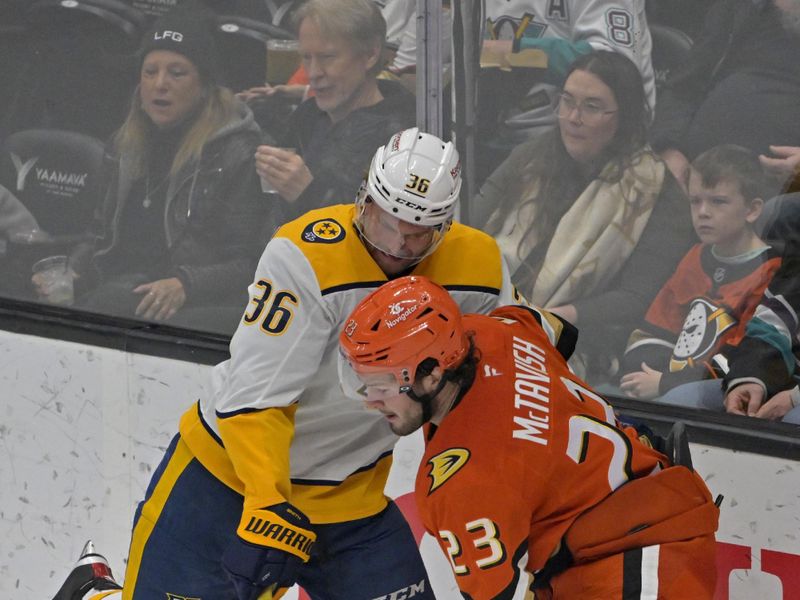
[{"left": 494, "top": 147, "right": 665, "bottom": 307}]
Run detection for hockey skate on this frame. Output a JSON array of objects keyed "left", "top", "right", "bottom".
[{"left": 52, "top": 540, "right": 122, "bottom": 600}]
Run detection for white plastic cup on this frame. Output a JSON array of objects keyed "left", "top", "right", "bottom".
[
  {"left": 260, "top": 147, "right": 297, "bottom": 195},
  {"left": 260, "top": 176, "right": 278, "bottom": 194},
  {"left": 32, "top": 255, "right": 74, "bottom": 306}
]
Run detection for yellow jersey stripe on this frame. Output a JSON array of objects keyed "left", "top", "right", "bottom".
[
  {"left": 179, "top": 403, "right": 393, "bottom": 523},
  {"left": 122, "top": 438, "right": 194, "bottom": 599}
]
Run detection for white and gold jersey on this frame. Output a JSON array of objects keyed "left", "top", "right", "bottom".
[{"left": 179, "top": 204, "right": 518, "bottom": 523}]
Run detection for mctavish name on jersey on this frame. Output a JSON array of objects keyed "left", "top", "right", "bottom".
[{"left": 511, "top": 336, "right": 550, "bottom": 446}]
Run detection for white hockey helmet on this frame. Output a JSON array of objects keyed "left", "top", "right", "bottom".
[{"left": 357, "top": 128, "right": 462, "bottom": 227}]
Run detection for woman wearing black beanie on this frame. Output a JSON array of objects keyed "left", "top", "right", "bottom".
[{"left": 53, "top": 0, "right": 272, "bottom": 333}]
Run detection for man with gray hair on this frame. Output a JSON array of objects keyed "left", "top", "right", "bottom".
[{"left": 253, "top": 0, "right": 415, "bottom": 217}]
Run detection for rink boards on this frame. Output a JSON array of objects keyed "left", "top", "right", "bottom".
[{"left": 0, "top": 329, "right": 797, "bottom": 599}]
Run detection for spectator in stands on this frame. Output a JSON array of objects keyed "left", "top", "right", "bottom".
[
  {"left": 478, "top": 50, "right": 694, "bottom": 380},
  {"left": 379, "top": 0, "right": 416, "bottom": 60},
  {"left": 253, "top": 0, "right": 415, "bottom": 217},
  {"left": 723, "top": 192, "right": 800, "bottom": 424},
  {"left": 39, "top": 1, "right": 270, "bottom": 334},
  {"left": 381, "top": 1, "right": 452, "bottom": 93},
  {"left": 620, "top": 145, "right": 781, "bottom": 400},
  {"left": 651, "top": 0, "right": 800, "bottom": 191},
  {"left": 479, "top": 0, "right": 655, "bottom": 144},
  {"left": 658, "top": 193, "right": 800, "bottom": 424},
  {"left": 237, "top": 0, "right": 424, "bottom": 103}
]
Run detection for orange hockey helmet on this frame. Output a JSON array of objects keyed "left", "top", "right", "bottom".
[{"left": 338, "top": 276, "right": 469, "bottom": 401}]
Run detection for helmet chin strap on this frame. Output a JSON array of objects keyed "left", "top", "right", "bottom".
[{"left": 407, "top": 372, "right": 454, "bottom": 424}]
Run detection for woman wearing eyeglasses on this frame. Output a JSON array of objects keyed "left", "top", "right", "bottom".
[{"left": 477, "top": 50, "right": 694, "bottom": 382}]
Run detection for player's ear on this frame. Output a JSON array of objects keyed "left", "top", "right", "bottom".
[{"left": 420, "top": 365, "right": 444, "bottom": 394}]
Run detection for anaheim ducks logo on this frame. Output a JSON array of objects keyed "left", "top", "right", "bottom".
[
  {"left": 302, "top": 218, "right": 345, "bottom": 244},
  {"left": 670, "top": 298, "right": 736, "bottom": 371},
  {"left": 426, "top": 448, "right": 470, "bottom": 495}
]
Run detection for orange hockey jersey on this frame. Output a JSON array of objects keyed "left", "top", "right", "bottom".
[{"left": 415, "top": 305, "right": 717, "bottom": 599}]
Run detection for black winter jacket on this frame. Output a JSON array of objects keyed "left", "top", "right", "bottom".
[
  {"left": 650, "top": 0, "right": 800, "bottom": 158},
  {"left": 79, "top": 101, "right": 270, "bottom": 307},
  {"left": 279, "top": 78, "right": 416, "bottom": 218}
]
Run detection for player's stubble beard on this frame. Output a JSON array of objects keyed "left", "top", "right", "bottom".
[{"left": 388, "top": 402, "right": 425, "bottom": 437}]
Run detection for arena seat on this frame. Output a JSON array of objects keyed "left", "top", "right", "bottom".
[
  {"left": 26, "top": 0, "right": 147, "bottom": 40},
  {"left": 0, "top": 128, "right": 106, "bottom": 297},
  {"left": 0, "top": 129, "right": 105, "bottom": 241},
  {"left": 649, "top": 23, "right": 694, "bottom": 92},
  {"left": 1, "top": 0, "right": 146, "bottom": 140}
]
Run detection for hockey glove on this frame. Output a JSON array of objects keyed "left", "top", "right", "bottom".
[{"left": 222, "top": 502, "right": 316, "bottom": 600}]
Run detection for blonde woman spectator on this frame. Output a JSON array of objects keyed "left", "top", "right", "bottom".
[{"left": 52, "top": 1, "right": 270, "bottom": 334}]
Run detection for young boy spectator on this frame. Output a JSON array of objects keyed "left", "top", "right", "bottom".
[
  {"left": 620, "top": 145, "right": 781, "bottom": 399},
  {"left": 721, "top": 194, "right": 800, "bottom": 423}
]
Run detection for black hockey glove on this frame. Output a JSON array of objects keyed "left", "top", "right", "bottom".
[{"left": 222, "top": 502, "right": 316, "bottom": 600}]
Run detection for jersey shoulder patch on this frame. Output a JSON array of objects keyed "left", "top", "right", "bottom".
[
  {"left": 300, "top": 217, "right": 346, "bottom": 244},
  {"left": 426, "top": 448, "right": 471, "bottom": 495},
  {"left": 275, "top": 204, "right": 352, "bottom": 244},
  {"left": 274, "top": 204, "right": 385, "bottom": 292}
]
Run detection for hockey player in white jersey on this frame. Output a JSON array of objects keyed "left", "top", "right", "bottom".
[
  {"left": 483, "top": 0, "right": 655, "bottom": 133},
  {"left": 55, "top": 128, "right": 519, "bottom": 600}
]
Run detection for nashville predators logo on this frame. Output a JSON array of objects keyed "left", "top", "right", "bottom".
[
  {"left": 426, "top": 448, "right": 470, "bottom": 495},
  {"left": 166, "top": 594, "right": 201, "bottom": 600},
  {"left": 302, "top": 218, "right": 345, "bottom": 244}
]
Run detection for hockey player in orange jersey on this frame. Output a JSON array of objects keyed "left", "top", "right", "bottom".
[{"left": 339, "top": 276, "right": 720, "bottom": 599}]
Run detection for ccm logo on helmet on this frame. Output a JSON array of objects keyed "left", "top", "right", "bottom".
[{"left": 396, "top": 197, "right": 427, "bottom": 212}]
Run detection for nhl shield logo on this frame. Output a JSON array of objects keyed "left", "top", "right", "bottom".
[{"left": 302, "top": 218, "right": 345, "bottom": 244}]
